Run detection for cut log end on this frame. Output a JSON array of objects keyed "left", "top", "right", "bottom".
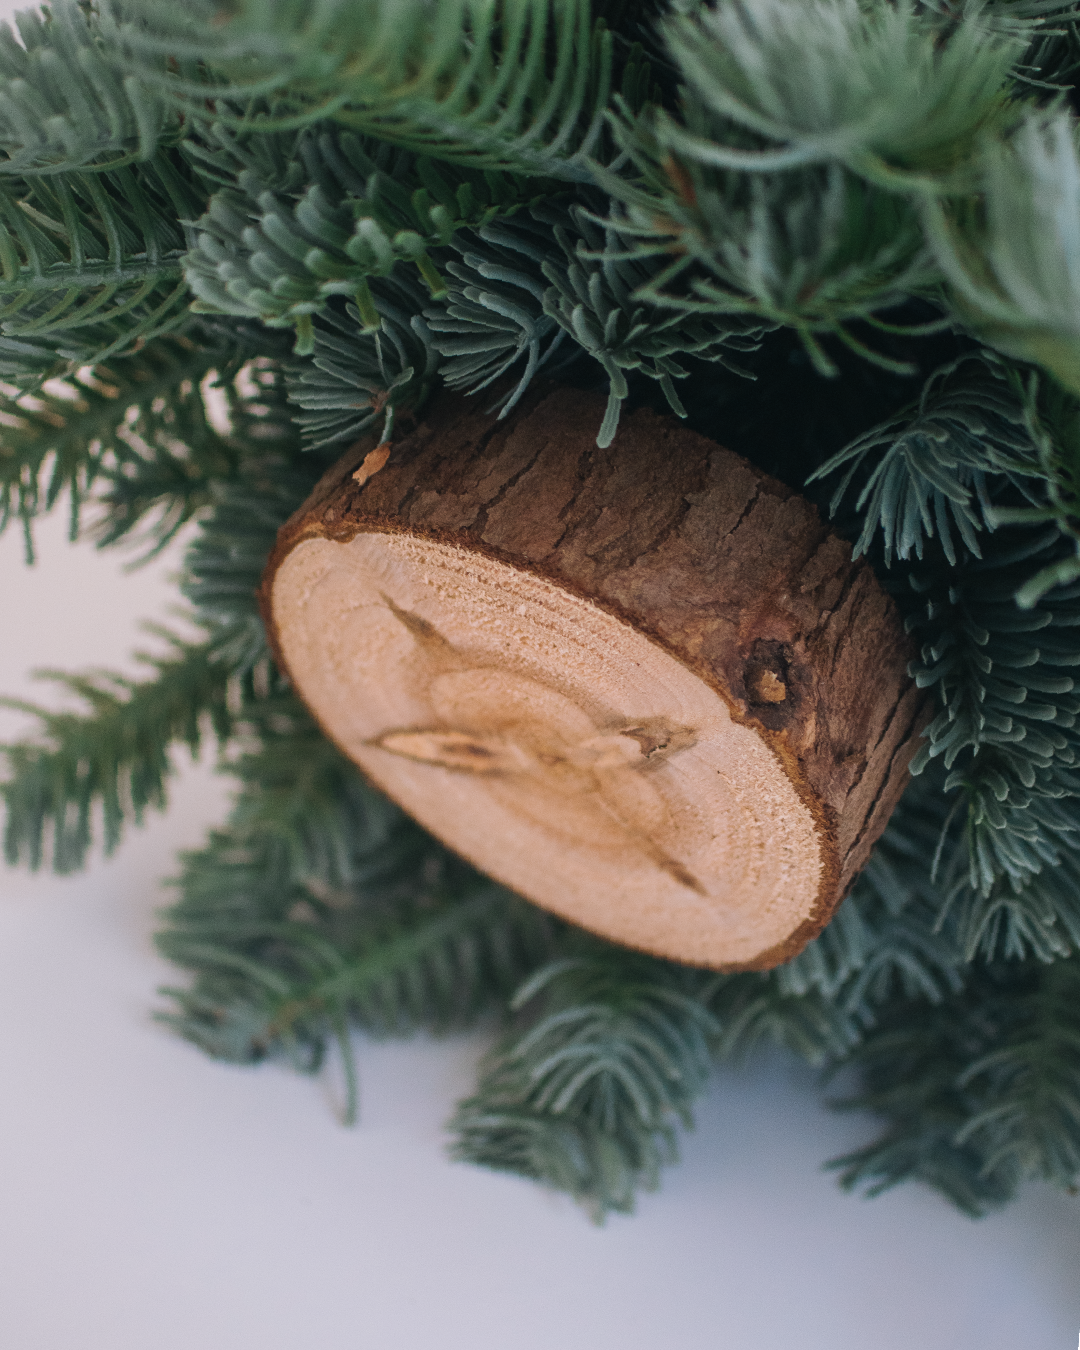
[{"left": 264, "top": 385, "right": 927, "bottom": 971}]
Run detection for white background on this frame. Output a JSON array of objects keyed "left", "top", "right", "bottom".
[{"left": 1, "top": 7, "right": 1079, "bottom": 1346}]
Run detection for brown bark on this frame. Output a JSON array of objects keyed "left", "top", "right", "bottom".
[{"left": 262, "top": 382, "right": 926, "bottom": 971}]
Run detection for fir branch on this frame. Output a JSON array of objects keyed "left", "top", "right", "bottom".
[
  {"left": 115, "top": 0, "right": 613, "bottom": 184},
  {"left": 157, "top": 702, "right": 555, "bottom": 1101},
  {"left": 812, "top": 352, "right": 1038, "bottom": 565},
  {"left": 777, "top": 767, "right": 966, "bottom": 1010},
  {"left": 649, "top": 0, "right": 1023, "bottom": 184},
  {"left": 905, "top": 524, "right": 1080, "bottom": 800},
  {"left": 425, "top": 201, "right": 761, "bottom": 444},
  {"left": 422, "top": 215, "right": 570, "bottom": 421},
  {"left": 0, "top": 0, "right": 181, "bottom": 176},
  {"left": 709, "top": 974, "right": 864, "bottom": 1065},
  {"left": 0, "top": 330, "right": 296, "bottom": 563},
  {"left": 0, "top": 336, "right": 222, "bottom": 559},
  {"left": 830, "top": 957, "right": 1080, "bottom": 1214},
  {"left": 451, "top": 948, "right": 719, "bottom": 1219},
  {"left": 956, "top": 956, "right": 1080, "bottom": 1186},
  {"left": 941, "top": 849, "right": 1080, "bottom": 961},
  {"left": 180, "top": 361, "right": 323, "bottom": 670},
  {"left": 184, "top": 124, "right": 568, "bottom": 336},
  {"left": 900, "top": 523, "right": 1080, "bottom": 953},
  {"left": 597, "top": 147, "right": 940, "bottom": 375},
  {"left": 537, "top": 200, "right": 762, "bottom": 445},
  {"left": 0, "top": 152, "right": 207, "bottom": 367},
  {"left": 93, "top": 346, "right": 316, "bottom": 564},
  {"left": 87, "top": 350, "right": 243, "bottom": 559},
  {"left": 924, "top": 110, "right": 1080, "bottom": 397},
  {"left": 990, "top": 375, "right": 1080, "bottom": 607},
  {"left": 1, "top": 634, "right": 242, "bottom": 873},
  {"left": 286, "top": 279, "right": 440, "bottom": 446}
]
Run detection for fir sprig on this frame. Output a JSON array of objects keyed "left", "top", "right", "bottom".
[
  {"left": 1, "top": 635, "right": 240, "bottom": 873},
  {"left": 184, "top": 125, "right": 568, "bottom": 340},
  {"left": 115, "top": 0, "right": 615, "bottom": 183},
  {"left": 598, "top": 146, "right": 940, "bottom": 375},
  {"left": 904, "top": 525, "right": 1080, "bottom": 903},
  {"left": 157, "top": 700, "right": 557, "bottom": 1118},
  {"left": 0, "top": 0, "right": 181, "bottom": 175},
  {"left": 451, "top": 948, "right": 719, "bottom": 1217},
  {"left": 831, "top": 957, "right": 1080, "bottom": 1215},
  {"left": 285, "top": 278, "right": 440, "bottom": 445},
  {"left": 925, "top": 110, "right": 1080, "bottom": 396},
  {"left": 0, "top": 336, "right": 223, "bottom": 559},
  {"left": 0, "top": 151, "right": 207, "bottom": 370},
  {"left": 813, "top": 353, "right": 1038, "bottom": 565},
  {"left": 651, "top": 0, "right": 1023, "bottom": 184}
]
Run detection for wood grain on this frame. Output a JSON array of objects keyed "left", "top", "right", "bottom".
[{"left": 263, "top": 383, "right": 926, "bottom": 970}]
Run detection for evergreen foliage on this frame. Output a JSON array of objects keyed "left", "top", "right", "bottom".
[
  {"left": 156, "top": 697, "right": 558, "bottom": 1119},
  {"left": 924, "top": 111, "right": 1080, "bottom": 397},
  {"left": 7, "top": 0, "right": 1080, "bottom": 1220},
  {"left": 285, "top": 278, "right": 440, "bottom": 445},
  {"left": 184, "top": 125, "right": 568, "bottom": 342},
  {"left": 813, "top": 353, "right": 1037, "bottom": 566},
  {"left": 0, "top": 150, "right": 207, "bottom": 373},
  {"left": 0, "top": 0, "right": 179, "bottom": 175},
  {"left": 0, "top": 337, "right": 222, "bottom": 558},
  {"left": 1, "top": 635, "right": 236, "bottom": 872},
  {"left": 115, "top": 0, "right": 615, "bottom": 181},
  {"left": 831, "top": 955, "right": 1080, "bottom": 1215},
  {"left": 452, "top": 949, "right": 719, "bottom": 1217}
]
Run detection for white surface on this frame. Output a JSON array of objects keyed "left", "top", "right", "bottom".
[{"left": 2, "top": 492, "right": 1080, "bottom": 1350}]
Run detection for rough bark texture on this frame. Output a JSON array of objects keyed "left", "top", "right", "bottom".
[{"left": 263, "top": 383, "right": 926, "bottom": 970}]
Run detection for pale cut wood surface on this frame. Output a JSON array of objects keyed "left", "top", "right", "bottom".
[{"left": 264, "top": 383, "right": 926, "bottom": 969}]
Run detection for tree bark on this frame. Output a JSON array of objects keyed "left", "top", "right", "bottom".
[{"left": 262, "top": 382, "right": 926, "bottom": 971}]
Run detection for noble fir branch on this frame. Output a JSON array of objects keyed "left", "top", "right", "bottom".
[
  {"left": 593, "top": 0, "right": 1071, "bottom": 370},
  {"left": 776, "top": 765, "right": 966, "bottom": 1014},
  {"left": 0, "top": 331, "right": 297, "bottom": 563},
  {"left": 180, "top": 361, "right": 330, "bottom": 670},
  {"left": 0, "top": 336, "right": 222, "bottom": 558},
  {"left": 813, "top": 352, "right": 1039, "bottom": 566},
  {"left": 423, "top": 201, "right": 762, "bottom": 445},
  {"left": 809, "top": 345, "right": 1080, "bottom": 946},
  {"left": 156, "top": 702, "right": 556, "bottom": 1104},
  {"left": 598, "top": 148, "right": 939, "bottom": 375},
  {"left": 647, "top": 0, "right": 1024, "bottom": 184},
  {"left": 0, "top": 0, "right": 182, "bottom": 176},
  {"left": 87, "top": 348, "right": 243, "bottom": 559},
  {"left": 93, "top": 346, "right": 320, "bottom": 563},
  {"left": 114, "top": 0, "right": 614, "bottom": 184},
  {"left": 1, "top": 634, "right": 244, "bottom": 874},
  {"left": 184, "top": 123, "right": 571, "bottom": 337},
  {"left": 285, "top": 277, "right": 440, "bottom": 446},
  {"left": 991, "top": 374, "right": 1080, "bottom": 608},
  {"left": 421, "top": 215, "right": 571, "bottom": 421},
  {"left": 450, "top": 948, "right": 719, "bottom": 1219},
  {"left": 924, "top": 110, "right": 1080, "bottom": 398},
  {"left": 537, "top": 200, "right": 763, "bottom": 445},
  {"left": 830, "top": 956, "right": 1080, "bottom": 1215},
  {"left": 945, "top": 853, "right": 1080, "bottom": 963},
  {"left": 704, "top": 776, "right": 964, "bottom": 1071},
  {"left": 904, "top": 524, "right": 1080, "bottom": 884},
  {"left": 0, "top": 150, "right": 209, "bottom": 370}
]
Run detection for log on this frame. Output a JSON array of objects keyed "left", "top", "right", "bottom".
[{"left": 261, "top": 383, "right": 926, "bottom": 971}]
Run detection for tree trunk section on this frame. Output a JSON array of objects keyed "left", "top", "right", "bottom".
[{"left": 262, "top": 383, "right": 926, "bottom": 971}]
